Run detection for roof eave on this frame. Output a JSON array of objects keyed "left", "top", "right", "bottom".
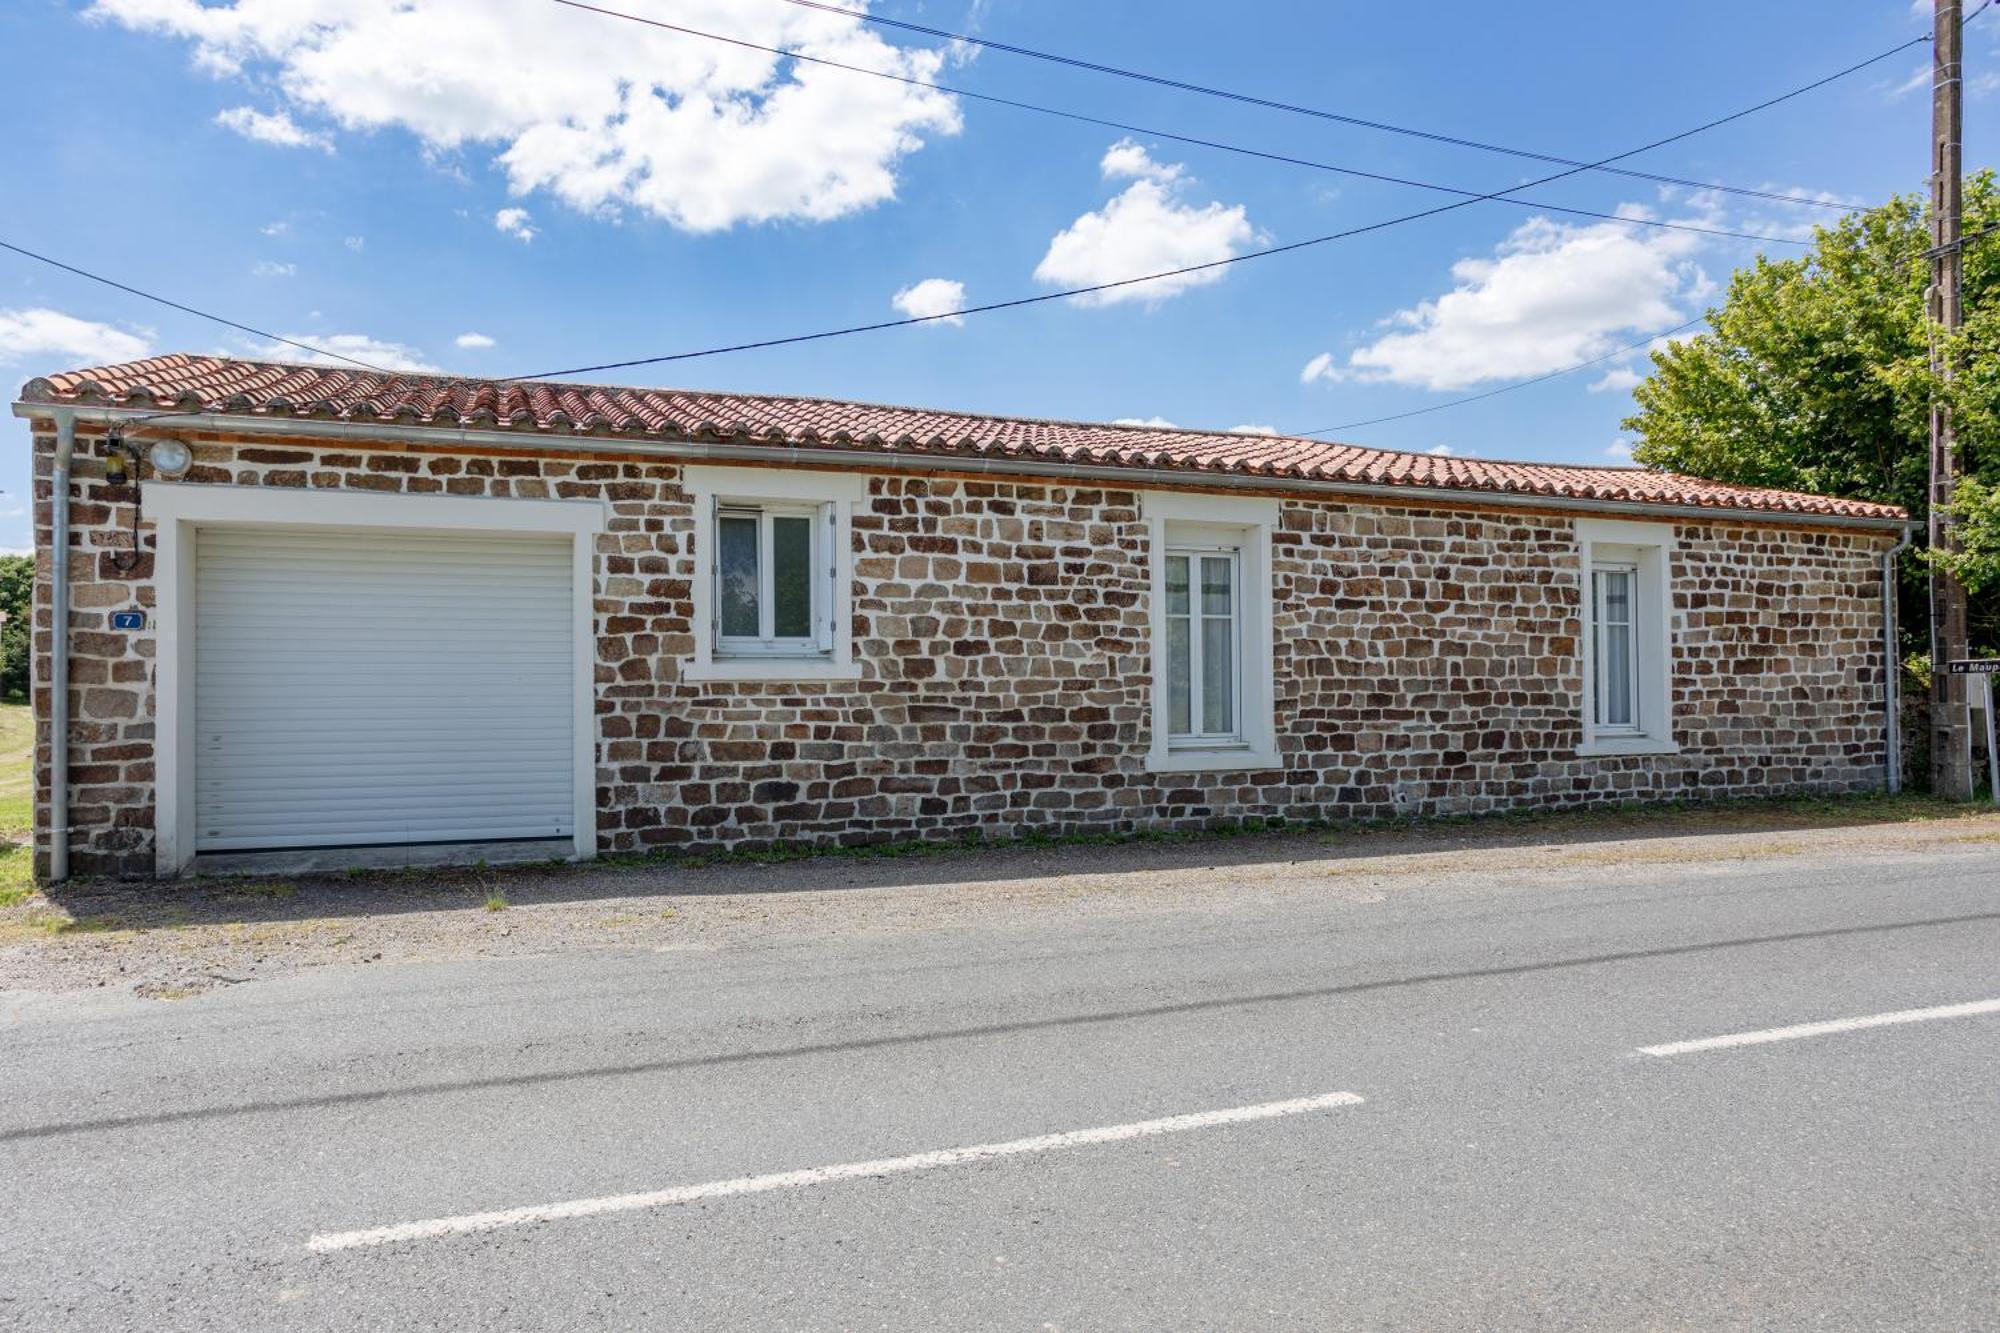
[{"left": 10, "top": 400, "right": 1912, "bottom": 533}]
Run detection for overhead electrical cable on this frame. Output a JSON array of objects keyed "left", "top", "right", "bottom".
[
  {"left": 518, "top": 25, "right": 1928, "bottom": 380},
  {"left": 0, "top": 238, "right": 394, "bottom": 373},
  {"left": 0, "top": 16, "right": 1936, "bottom": 395},
  {"left": 1305, "top": 205, "right": 2000, "bottom": 438},
  {"left": 769, "top": 0, "right": 1898, "bottom": 213},
  {"left": 549, "top": 0, "right": 1818, "bottom": 251},
  {"left": 1292, "top": 317, "right": 1709, "bottom": 437}
]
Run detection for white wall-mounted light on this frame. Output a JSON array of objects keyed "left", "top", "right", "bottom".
[{"left": 147, "top": 437, "right": 193, "bottom": 479}]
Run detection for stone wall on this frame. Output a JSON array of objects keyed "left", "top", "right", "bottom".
[{"left": 28, "top": 424, "right": 1896, "bottom": 877}]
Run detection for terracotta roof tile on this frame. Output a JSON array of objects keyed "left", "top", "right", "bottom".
[{"left": 16, "top": 354, "right": 1906, "bottom": 522}]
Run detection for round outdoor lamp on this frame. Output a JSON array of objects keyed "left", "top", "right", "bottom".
[{"left": 147, "top": 437, "right": 193, "bottom": 479}]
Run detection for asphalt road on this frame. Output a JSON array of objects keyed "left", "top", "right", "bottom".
[{"left": 2, "top": 832, "right": 1997, "bottom": 1330}]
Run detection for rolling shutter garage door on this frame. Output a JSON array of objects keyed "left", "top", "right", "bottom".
[{"left": 194, "top": 526, "right": 575, "bottom": 852}]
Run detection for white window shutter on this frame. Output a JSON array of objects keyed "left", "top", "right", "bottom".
[
  {"left": 709, "top": 493, "right": 721, "bottom": 644},
  {"left": 816, "top": 501, "right": 837, "bottom": 652}
]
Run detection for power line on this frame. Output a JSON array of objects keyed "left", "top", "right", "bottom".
[
  {"left": 1293, "top": 317, "right": 1708, "bottom": 437},
  {"left": 770, "top": 0, "right": 1895, "bottom": 214},
  {"left": 0, "top": 238, "right": 392, "bottom": 373},
  {"left": 519, "top": 30, "right": 1925, "bottom": 379},
  {"left": 550, "top": 0, "right": 1818, "bottom": 252},
  {"left": 1310, "top": 212, "right": 2000, "bottom": 440},
  {"left": 1924, "top": 217, "right": 2000, "bottom": 258}
]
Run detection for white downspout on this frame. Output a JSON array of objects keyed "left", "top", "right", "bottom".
[
  {"left": 47, "top": 409, "right": 76, "bottom": 881},
  {"left": 1883, "top": 526, "right": 1914, "bottom": 795}
]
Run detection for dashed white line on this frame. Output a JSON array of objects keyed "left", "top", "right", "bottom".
[
  {"left": 307, "top": 1090, "right": 1365, "bottom": 1253},
  {"left": 1637, "top": 997, "right": 2000, "bottom": 1058}
]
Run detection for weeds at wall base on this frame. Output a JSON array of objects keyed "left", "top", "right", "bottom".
[{"left": 42, "top": 790, "right": 1973, "bottom": 893}]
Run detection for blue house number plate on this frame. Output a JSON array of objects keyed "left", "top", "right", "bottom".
[{"left": 111, "top": 611, "right": 145, "bottom": 631}]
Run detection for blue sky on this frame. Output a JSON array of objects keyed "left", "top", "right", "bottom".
[{"left": 2, "top": 0, "right": 1995, "bottom": 552}]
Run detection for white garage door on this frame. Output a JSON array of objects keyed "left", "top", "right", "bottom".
[{"left": 194, "top": 526, "right": 576, "bottom": 852}]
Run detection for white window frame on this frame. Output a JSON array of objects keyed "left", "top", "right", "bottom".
[
  {"left": 685, "top": 464, "right": 864, "bottom": 682},
  {"left": 1164, "top": 545, "right": 1244, "bottom": 747},
  {"left": 714, "top": 503, "right": 824, "bottom": 657},
  {"left": 1589, "top": 561, "right": 1641, "bottom": 735},
  {"left": 1575, "top": 517, "right": 1677, "bottom": 756},
  {"left": 1144, "top": 491, "right": 1279, "bottom": 772}
]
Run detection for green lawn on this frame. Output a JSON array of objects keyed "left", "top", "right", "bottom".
[{"left": 0, "top": 703, "right": 33, "bottom": 903}]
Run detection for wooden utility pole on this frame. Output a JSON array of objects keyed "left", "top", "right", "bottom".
[{"left": 1930, "top": 0, "right": 1972, "bottom": 798}]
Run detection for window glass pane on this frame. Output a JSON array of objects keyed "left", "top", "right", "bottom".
[
  {"left": 1202, "top": 615, "right": 1234, "bottom": 734},
  {"left": 1167, "top": 617, "right": 1192, "bottom": 734},
  {"left": 1599, "top": 623, "right": 1633, "bottom": 726},
  {"left": 1166, "top": 555, "right": 1190, "bottom": 615},
  {"left": 718, "top": 515, "right": 759, "bottom": 637},
  {"left": 1200, "top": 556, "right": 1233, "bottom": 615},
  {"left": 1593, "top": 569, "right": 1635, "bottom": 728},
  {"left": 771, "top": 515, "right": 813, "bottom": 639},
  {"left": 1601, "top": 568, "right": 1631, "bottom": 625}
]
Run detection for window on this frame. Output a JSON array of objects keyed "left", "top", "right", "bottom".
[
  {"left": 1590, "top": 564, "right": 1638, "bottom": 731},
  {"left": 684, "top": 465, "right": 865, "bottom": 682},
  {"left": 717, "top": 506, "right": 822, "bottom": 655},
  {"left": 1144, "top": 492, "right": 1279, "bottom": 772},
  {"left": 1576, "top": 518, "right": 1675, "bottom": 756},
  {"left": 1165, "top": 548, "right": 1240, "bottom": 743}
]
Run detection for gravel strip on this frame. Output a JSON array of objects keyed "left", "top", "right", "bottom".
[{"left": 4, "top": 799, "right": 1996, "bottom": 1001}]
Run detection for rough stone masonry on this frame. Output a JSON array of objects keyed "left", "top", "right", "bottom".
[{"left": 29, "top": 425, "right": 1894, "bottom": 878}]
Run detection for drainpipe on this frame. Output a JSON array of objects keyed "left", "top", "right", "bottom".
[
  {"left": 47, "top": 409, "right": 75, "bottom": 881},
  {"left": 1882, "top": 526, "right": 1914, "bottom": 795}
]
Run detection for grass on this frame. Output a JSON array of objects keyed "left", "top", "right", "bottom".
[
  {"left": 0, "top": 703, "right": 35, "bottom": 908},
  {"left": 0, "top": 702, "right": 31, "bottom": 842},
  {"left": 483, "top": 891, "right": 508, "bottom": 912}
]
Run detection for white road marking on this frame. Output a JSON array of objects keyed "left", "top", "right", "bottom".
[
  {"left": 1637, "top": 997, "right": 2000, "bottom": 1058},
  {"left": 307, "top": 1090, "right": 1365, "bottom": 1253}
]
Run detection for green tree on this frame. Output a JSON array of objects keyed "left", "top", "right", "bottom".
[
  {"left": 0, "top": 554, "right": 31, "bottom": 701},
  {"left": 1622, "top": 171, "right": 1999, "bottom": 649}
]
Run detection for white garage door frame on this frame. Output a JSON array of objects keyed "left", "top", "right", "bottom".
[{"left": 146, "top": 482, "right": 607, "bottom": 877}]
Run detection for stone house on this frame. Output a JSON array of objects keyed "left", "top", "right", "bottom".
[{"left": 14, "top": 355, "right": 1909, "bottom": 880}]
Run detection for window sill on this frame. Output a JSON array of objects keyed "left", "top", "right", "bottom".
[
  {"left": 1576, "top": 734, "right": 1680, "bottom": 758},
  {"left": 1147, "top": 746, "right": 1282, "bottom": 774},
  {"left": 684, "top": 658, "right": 862, "bottom": 683}
]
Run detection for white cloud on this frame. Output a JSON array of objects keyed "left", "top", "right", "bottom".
[
  {"left": 0, "top": 308, "right": 154, "bottom": 366},
  {"left": 1722, "top": 181, "right": 1863, "bottom": 244},
  {"left": 343, "top": 234, "right": 365, "bottom": 251},
  {"left": 215, "top": 105, "right": 331, "bottom": 151},
  {"left": 1589, "top": 366, "right": 1644, "bottom": 395},
  {"left": 1426, "top": 444, "right": 1455, "bottom": 456},
  {"left": 454, "top": 332, "right": 497, "bottom": 349},
  {"left": 251, "top": 259, "right": 296, "bottom": 277},
  {"left": 94, "top": 0, "right": 961, "bottom": 233},
  {"left": 1299, "top": 351, "right": 1348, "bottom": 385},
  {"left": 252, "top": 333, "right": 439, "bottom": 372},
  {"left": 260, "top": 219, "right": 288, "bottom": 236},
  {"left": 1605, "top": 439, "right": 1635, "bottom": 462},
  {"left": 1885, "top": 62, "right": 1929, "bottom": 101},
  {"left": 890, "top": 277, "right": 967, "bottom": 325},
  {"left": 1034, "top": 146, "right": 1256, "bottom": 307},
  {"left": 494, "top": 207, "right": 537, "bottom": 243},
  {"left": 1341, "top": 209, "right": 1709, "bottom": 391},
  {"left": 1227, "top": 423, "right": 1279, "bottom": 436},
  {"left": 1112, "top": 416, "right": 1178, "bottom": 428},
  {"left": 1099, "top": 138, "right": 1182, "bottom": 185}
]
